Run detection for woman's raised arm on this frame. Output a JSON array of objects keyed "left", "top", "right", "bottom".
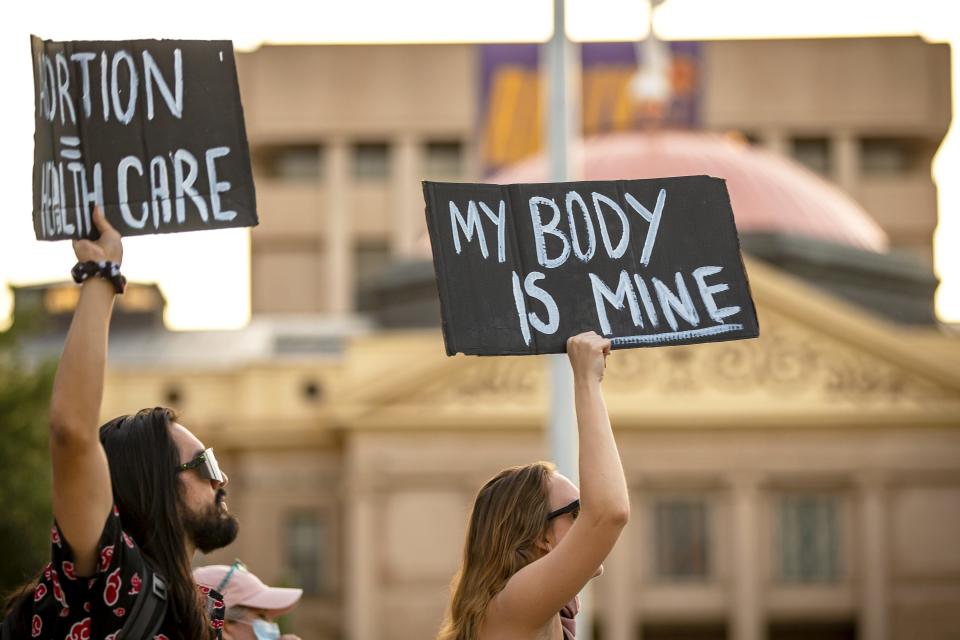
[
  {"left": 495, "top": 331, "right": 630, "bottom": 631},
  {"left": 48, "top": 208, "right": 123, "bottom": 576}
]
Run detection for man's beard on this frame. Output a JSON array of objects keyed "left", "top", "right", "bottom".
[{"left": 182, "top": 489, "right": 239, "bottom": 554}]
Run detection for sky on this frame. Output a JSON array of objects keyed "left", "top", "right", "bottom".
[{"left": 1, "top": 0, "right": 958, "bottom": 330}]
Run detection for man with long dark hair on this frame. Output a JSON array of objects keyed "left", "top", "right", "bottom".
[{"left": 3, "top": 209, "right": 239, "bottom": 639}]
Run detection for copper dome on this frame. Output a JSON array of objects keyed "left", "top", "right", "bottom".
[{"left": 487, "top": 131, "right": 887, "bottom": 253}]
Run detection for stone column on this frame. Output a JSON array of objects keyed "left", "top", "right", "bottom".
[
  {"left": 327, "top": 138, "right": 352, "bottom": 314},
  {"left": 762, "top": 129, "right": 790, "bottom": 157},
  {"left": 832, "top": 131, "right": 859, "bottom": 196},
  {"left": 346, "top": 473, "right": 377, "bottom": 640},
  {"left": 857, "top": 473, "right": 888, "bottom": 640},
  {"left": 462, "top": 135, "right": 481, "bottom": 180},
  {"left": 605, "top": 503, "right": 635, "bottom": 640},
  {"left": 731, "top": 475, "right": 763, "bottom": 640},
  {"left": 390, "top": 135, "right": 421, "bottom": 257}
]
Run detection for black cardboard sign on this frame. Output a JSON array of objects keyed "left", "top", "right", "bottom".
[
  {"left": 31, "top": 36, "right": 257, "bottom": 240},
  {"left": 423, "top": 176, "right": 759, "bottom": 355}
]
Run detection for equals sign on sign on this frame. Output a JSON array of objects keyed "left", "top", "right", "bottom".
[{"left": 59, "top": 136, "right": 81, "bottom": 160}]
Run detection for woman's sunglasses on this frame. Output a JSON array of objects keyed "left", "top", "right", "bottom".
[{"left": 547, "top": 499, "right": 580, "bottom": 521}]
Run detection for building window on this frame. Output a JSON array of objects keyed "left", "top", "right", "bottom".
[
  {"left": 353, "top": 142, "right": 390, "bottom": 180},
  {"left": 642, "top": 623, "right": 729, "bottom": 640},
  {"left": 256, "top": 144, "right": 323, "bottom": 181},
  {"left": 791, "top": 137, "right": 831, "bottom": 176},
  {"left": 768, "top": 620, "right": 857, "bottom": 640},
  {"left": 285, "top": 512, "right": 331, "bottom": 595},
  {"left": 425, "top": 140, "right": 464, "bottom": 177},
  {"left": 653, "top": 498, "right": 710, "bottom": 580},
  {"left": 776, "top": 494, "right": 841, "bottom": 584},
  {"left": 860, "top": 137, "right": 928, "bottom": 176},
  {"left": 354, "top": 241, "right": 392, "bottom": 312}
]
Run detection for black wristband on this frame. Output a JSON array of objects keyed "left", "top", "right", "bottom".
[{"left": 71, "top": 261, "right": 127, "bottom": 294}]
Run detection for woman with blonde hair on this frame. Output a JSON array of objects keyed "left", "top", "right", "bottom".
[{"left": 438, "top": 331, "right": 630, "bottom": 640}]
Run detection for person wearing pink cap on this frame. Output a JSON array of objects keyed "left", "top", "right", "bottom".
[{"left": 194, "top": 561, "right": 303, "bottom": 640}]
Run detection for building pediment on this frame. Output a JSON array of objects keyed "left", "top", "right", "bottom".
[{"left": 335, "top": 258, "right": 960, "bottom": 431}]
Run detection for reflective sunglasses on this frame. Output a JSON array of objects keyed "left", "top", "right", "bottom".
[
  {"left": 547, "top": 499, "right": 580, "bottom": 521},
  {"left": 176, "top": 447, "right": 225, "bottom": 483}
]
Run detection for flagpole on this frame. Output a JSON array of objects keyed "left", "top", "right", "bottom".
[{"left": 544, "top": 1, "right": 590, "bottom": 637}]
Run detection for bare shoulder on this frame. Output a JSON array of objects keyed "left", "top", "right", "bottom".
[{"left": 478, "top": 593, "right": 561, "bottom": 640}]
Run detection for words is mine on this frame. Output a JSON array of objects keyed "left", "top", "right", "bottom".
[
  {"left": 35, "top": 46, "right": 239, "bottom": 238},
  {"left": 447, "top": 188, "right": 742, "bottom": 346}
]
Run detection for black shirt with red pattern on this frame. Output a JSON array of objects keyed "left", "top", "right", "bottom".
[{"left": 25, "top": 504, "right": 224, "bottom": 639}]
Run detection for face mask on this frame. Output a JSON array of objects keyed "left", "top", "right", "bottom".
[{"left": 251, "top": 619, "right": 281, "bottom": 640}]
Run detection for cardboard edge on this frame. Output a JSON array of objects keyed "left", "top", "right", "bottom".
[{"left": 421, "top": 181, "right": 458, "bottom": 356}]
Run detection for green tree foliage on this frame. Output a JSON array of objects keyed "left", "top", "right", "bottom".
[{"left": 0, "top": 326, "right": 55, "bottom": 594}]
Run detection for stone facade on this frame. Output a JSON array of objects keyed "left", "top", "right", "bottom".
[{"left": 97, "top": 260, "right": 960, "bottom": 640}]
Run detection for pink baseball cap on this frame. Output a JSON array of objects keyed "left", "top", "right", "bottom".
[{"left": 193, "top": 564, "right": 303, "bottom": 614}]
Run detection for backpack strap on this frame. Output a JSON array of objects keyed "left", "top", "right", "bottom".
[
  {"left": 0, "top": 564, "right": 169, "bottom": 640},
  {"left": 118, "top": 560, "right": 168, "bottom": 639}
]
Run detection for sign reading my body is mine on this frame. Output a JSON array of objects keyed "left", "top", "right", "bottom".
[
  {"left": 30, "top": 36, "right": 258, "bottom": 240},
  {"left": 423, "top": 176, "right": 759, "bottom": 355}
]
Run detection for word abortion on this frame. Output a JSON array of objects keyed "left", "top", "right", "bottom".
[
  {"left": 37, "top": 144, "right": 238, "bottom": 239},
  {"left": 36, "top": 48, "right": 183, "bottom": 126},
  {"left": 448, "top": 188, "right": 743, "bottom": 347}
]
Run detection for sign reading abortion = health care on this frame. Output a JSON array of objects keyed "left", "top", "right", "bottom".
[
  {"left": 31, "top": 36, "right": 258, "bottom": 240},
  {"left": 423, "top": 176, "right": 759, "bottom": 355}
]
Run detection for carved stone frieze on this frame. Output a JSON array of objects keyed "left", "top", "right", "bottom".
[
  {"left": 394, "top": 309, "right": 959, "bottom": 411},
  {"left": 604, "top": 309, "right": 957, "bottom": 406},
  {"left": 419, "top": 356, "right": 544, "bottom": 405}
]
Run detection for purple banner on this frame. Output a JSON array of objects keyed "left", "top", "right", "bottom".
[{"left": 478, "top": 42, "right": 701, "bottom": 176}]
